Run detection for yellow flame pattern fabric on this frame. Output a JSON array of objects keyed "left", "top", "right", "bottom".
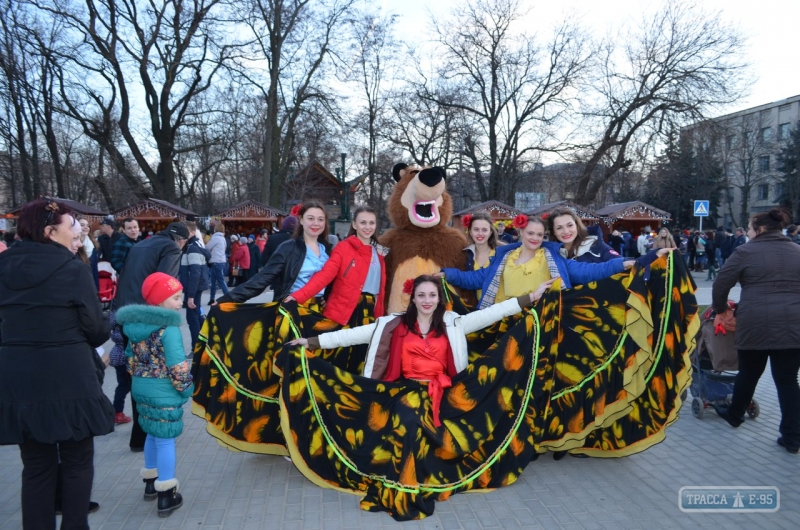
[{"left": 191, "top": 254, "right": 698, "bottom": 520}]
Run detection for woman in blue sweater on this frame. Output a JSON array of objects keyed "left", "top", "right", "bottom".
[{"left": 442, "top": 215, "right": 665, "bottom": 309}]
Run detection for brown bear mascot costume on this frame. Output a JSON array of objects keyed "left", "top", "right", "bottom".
[{"left": 379, "top": 163, "right": 467, "bottom": 313}]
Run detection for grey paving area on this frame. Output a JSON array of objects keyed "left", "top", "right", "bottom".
[{"left": 2, "top": 274, "right": 796, "bottom": 530}]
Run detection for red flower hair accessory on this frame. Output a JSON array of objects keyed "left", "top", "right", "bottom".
[
  {"left": 290, "top": 204, "right": 301, "bottom": 217},
  {"left": 402, "top": 278, "right": 415, "bottom": 295},
  {"left": 461, "top": 214, "right": 472, "bottom": 228},
  {"left": 512, "top": 214, "right": 529, "bottom": 229},
  {"left": 541, "top": 212, "right": 550, "bottom": 220}
]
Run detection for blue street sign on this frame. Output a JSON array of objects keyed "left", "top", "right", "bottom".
[{"left": 694, "top": 200, "right": 709, "bottom": 217}]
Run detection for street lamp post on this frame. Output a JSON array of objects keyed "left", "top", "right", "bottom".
[{"left": 338, "top": 152, "right": 349, "bottom": 221}]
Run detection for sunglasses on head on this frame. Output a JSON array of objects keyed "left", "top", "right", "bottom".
[{"left": 42, "top": 197, "right": 60, "bottom": 229}]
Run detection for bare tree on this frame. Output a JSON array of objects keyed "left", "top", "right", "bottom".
[
  {"left": 717, "top": 113, "right": 776, "bottom": 226},
  {"left": 573, "top": 0, "right": 748, "bottom": 205},
  {"left": 777, "top": 127, "right": 800, "bottom": 222},
  {"left": 35, "top": 0, "right": 233, "bottom": 203},
  {"left": 345, "top": 9, "right": 398, "bottom": 206},
  {"left": 234, "top": 0, "right": 354, "bottom": 207},
  {"left": 0, "top": 0, "right": 44, "bottom": 202},
  {"left": 383, "top": 89, "right": 465, "bottom": 171},
  {"left": 423, "top": 0, "right": 587, "bottom": 204}
]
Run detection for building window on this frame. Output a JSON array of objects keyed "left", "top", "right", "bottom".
[
  {"left": 779, "top": 123, "right": 791, "bottom": 141},
  {"left": 758, "top": 155, "right": 770, "bottom": 172},
  {"left": 726, "top": 187, "right": 735, "bottom": 202},
  {"left": 757, "top": 184, "right": 769, "bottom": 200},
  {"left": 775, "top": 182, "right": 784, "bottom": 200},
  {"left": 724, "top": 214, "right": 733, "bottom": 229},
  {"left": 761, "top": 127, "right": 772, "bottom": 142},
  {"left": 726, "top": 134, "right": 736, "bottom": 150}
]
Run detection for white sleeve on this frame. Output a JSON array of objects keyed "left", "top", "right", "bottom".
[
  {"left": 458, "top": 297, "right": 523, "bottom": 335},
  {"left": 318, "top": 322, "right": 378, "bottom": 349}
]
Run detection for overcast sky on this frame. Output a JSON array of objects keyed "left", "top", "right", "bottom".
[{"left": 382, "top": 0, "right": 798, "bottom": 116}]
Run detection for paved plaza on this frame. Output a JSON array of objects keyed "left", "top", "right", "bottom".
[{"left": 1, "top": 273, "right": 797, "bottom": 530}]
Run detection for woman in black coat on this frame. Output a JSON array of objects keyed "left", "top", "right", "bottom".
[
  {"left": 712, "top": 208, "right": 800, "bottom": 453},
  {"left": 0, "top": 199, "right": 114, "bottom": 529},
  {"left": 216, "top": 201, "right": 332, "bottom": 304}
]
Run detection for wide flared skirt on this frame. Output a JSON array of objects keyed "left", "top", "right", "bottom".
[
  {"left": 191, "top": 254, "right": 698, "bottom": 519},
  {"left": 190, "top": 295, "right": 374, "bottom": 454}
]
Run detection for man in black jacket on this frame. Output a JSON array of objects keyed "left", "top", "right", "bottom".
[
  {"left": 117, "top": 223, "right": 188, "bottom": 307},
  {"left": 96, "top": 217, "right": 122, "bottom": 262},
  {"left": 731, "top": 227, "right": 747, "bottom": 254},
  {"left": 721, "top": 228, "right": 735, "bottom": 264},
  {"left": 115, "top": 222, "right": 189, "bottom": 450},
  {"left": 714, "top": 226, "right": 726, "bottom": 268},
  {"left": 246, "top": 235, "right": 260, "bottom": 280}
]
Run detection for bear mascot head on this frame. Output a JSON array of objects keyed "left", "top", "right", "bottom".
[{"left": 379, "top": 163, "right": 467, "bottom": 313}]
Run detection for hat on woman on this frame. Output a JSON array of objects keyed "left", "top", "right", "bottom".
[
  {"left": 230, "top": 234, "right": 239, "bottom": 242},
  {"left": 141, "top": 272, "right": 183, "bottom": 306}
]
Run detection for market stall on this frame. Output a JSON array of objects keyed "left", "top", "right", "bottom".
[
  {"left": 453, "top": 200, "right": 523, "bottom": 228},
  {"left": 112, "top": 198, "right": 198, "bottom": 235},
  {"left": 595, "top": 201, "right": 672, "bottom": 237},
  {"left": 212, "top": 200, "right": 286, "bottom": 237},
  {"left": 525, "top": 200, "right": 600, "bottom": 226}
]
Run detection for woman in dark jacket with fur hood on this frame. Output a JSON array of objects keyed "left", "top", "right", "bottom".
[
  {"left": 0, "top": 199, "right": 114, "bottom": 529},
  {"left": 712, "top": 208, "right": 800, "bottom": 454}
]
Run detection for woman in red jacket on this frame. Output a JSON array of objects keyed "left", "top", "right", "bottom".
[
  {"left": 230, "top": 235, "right": 250, "bottom": 287},
  {"left": 286, "top": 205, "right": 386, "bottom": 326}
]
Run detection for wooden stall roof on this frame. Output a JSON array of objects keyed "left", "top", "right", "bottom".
[
  {"left": 525, "top": 200, "right": 599, "bottom": 220},
  {"left": 595, "top": 201, "right": 671, "bottom": 222},
  {"left": 213, "top": 200, "right": 287, "bottom": 221},
  {"left": 288, "top": 160, "right": 364, "bottom": 202},
  {"left": 453, "top": 200, "right": 522, "bottom": 219},
  {"left": 6, "top": 198, "right": 108, "bottom": 218},
  {"left": 112, "top": 198, "right": 198, "bottom": 220}
]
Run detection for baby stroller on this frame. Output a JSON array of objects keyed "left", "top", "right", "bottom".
[
  {"left": 689, "top": 304, "right": 759, "bottom": 420},
  {"left": 97, "top": 261, "right": 118, "bottom": 311}
]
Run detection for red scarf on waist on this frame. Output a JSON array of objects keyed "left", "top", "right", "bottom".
[{"left": 384, "top": 322, "right": 457, "bottom": 427}]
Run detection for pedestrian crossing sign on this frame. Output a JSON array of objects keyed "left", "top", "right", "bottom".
[{"left": 694, "top": 200, "right": 709, "bottom": 217}]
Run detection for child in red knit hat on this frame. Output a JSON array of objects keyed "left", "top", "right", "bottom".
[{"left": 115, "top": 272, "right": 193, "bottom": 517}]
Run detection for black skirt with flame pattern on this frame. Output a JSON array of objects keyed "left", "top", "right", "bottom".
[{"left": 191, "top": 254, "right": 698, "bottom": 520}]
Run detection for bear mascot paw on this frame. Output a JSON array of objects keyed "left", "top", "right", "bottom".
[{"left": 379, "top": 163, "right": 467, "bottom": 313}]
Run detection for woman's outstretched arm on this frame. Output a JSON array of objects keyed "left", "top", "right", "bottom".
[{"left": 288, "top": 321, "right": 378, "bottom": 350}]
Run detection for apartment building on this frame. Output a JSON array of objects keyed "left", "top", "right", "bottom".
[{"left": 682, "top": 94, "right": 800, "bottom": 228}]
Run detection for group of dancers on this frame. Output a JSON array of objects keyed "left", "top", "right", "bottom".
[{"left": 191, "top": 201, "right": 699, "bottom": 520}]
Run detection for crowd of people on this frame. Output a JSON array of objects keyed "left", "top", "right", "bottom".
[{"left": 0, "top": 197, "right": 798, "bottom": 526}]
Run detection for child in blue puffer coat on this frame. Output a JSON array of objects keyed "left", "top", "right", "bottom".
[{"left": 116, "top": 272, "right": 194, "bottom": 518}]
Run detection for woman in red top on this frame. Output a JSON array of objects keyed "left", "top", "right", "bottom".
[{"left": 286, "top": 205, "right": 387, "bottom": 326}]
